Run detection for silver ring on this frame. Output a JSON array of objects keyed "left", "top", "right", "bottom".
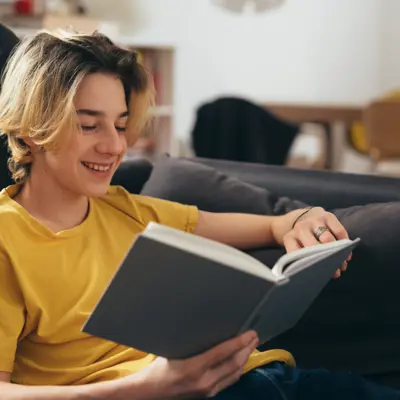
[{"left": 314, "top": 226, "right": 329, "bottom": 240}]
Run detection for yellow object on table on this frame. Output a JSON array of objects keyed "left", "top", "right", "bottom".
[{"left": 350, "top": 89, "right": 400, "bottom": 155}]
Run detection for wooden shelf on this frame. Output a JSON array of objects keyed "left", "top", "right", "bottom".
[
  {"left": 149, "top": 105, "right": 173, "bottom": 117},
  {"left": 118, "top": 36, "right": 175, "bottom": 51},
  {"left": 122, "top": 44, "right": 175, "bottom": 158},
  {"left": 4, "top": 14, "right": 119, "bottom": 40},
  {"left": 5, "top": 13, "right": 100, "bottom": 30}
]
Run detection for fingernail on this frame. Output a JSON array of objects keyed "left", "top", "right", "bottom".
[
  {"left": 246, "top": 331, "right": 257, "bottom": 343},
  {"left": 342, "top": 261, "right": 348, "bottom": 272},
  {"left": 253, "top": 334, "right": 260, "bottom": 343},
  {"left": 334, "top": 270, "right": 341, "bottom": 279},
  {"left": 250, "top": 337, "right": 259, "bottom": 348}
]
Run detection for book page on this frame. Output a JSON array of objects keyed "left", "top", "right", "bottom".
[
  {"left": 271, "top": 239, "right": 356, "bottom": 277},
  {"left": 142, "top": 222, "right": 279, "bottom": 282},
  {"left": 279, "top": 251, "right": 332, "bottom": 277}
]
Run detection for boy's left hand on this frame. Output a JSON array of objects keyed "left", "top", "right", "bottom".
[{"left": 283, "top": 207, "right": 351, "bottom": 278}]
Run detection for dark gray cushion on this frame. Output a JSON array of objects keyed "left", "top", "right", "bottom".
[
  {"left": 334, "top": 202, "right": 400, "bottom": 255},
  {"left": 262, "top": 201, "right": 400, "bottom": 388},
  {"left": 140, "top": 155, "right": 307, "bottom": 215}
]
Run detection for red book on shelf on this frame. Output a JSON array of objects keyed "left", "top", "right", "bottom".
[{"left": 14, "top": 0, "right": 33, "bottom": 15}]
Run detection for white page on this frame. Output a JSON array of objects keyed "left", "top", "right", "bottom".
[
  {"left": 281, "top": 250, "right": 333, "bottom": 277},
  {"left": 271, "top": 239, "right": 354, "bottom": 277}
]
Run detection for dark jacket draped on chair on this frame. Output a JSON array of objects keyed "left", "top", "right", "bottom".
[{"left": 191, "top": 97, "right": 299, "bottom": 166}]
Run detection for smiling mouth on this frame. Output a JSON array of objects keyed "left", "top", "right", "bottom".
[{"left": 81, "top": 161, "right": 114, "bottom": 172}]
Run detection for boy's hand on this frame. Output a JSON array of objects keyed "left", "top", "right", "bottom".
[
  {"left": 129, "top": 330, "right": 259, "bottom": 399},
  {"left": 283, "top": 207, "right": 351, "bottom": 278}
]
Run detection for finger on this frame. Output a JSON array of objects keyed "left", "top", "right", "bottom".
[
  {"left": 333, "top": 269, "right": 341, "bottom": 279},
  {"left": 324, "top": 215, "right": 352, "bottom": 265},
  {"left": 296, "top": 228, "right": 320, "bottom": 247},
  {"left": 197, "top": 330, "right": 257, "bottom": 369},
  {"left": 212, "top": 337, "right": 258, "bottom": 381},
  {"left": 325, "top": 214, "right": 349, "bottom": 240},
  {"left": 316, "top": 228, "right": 336, "bottom": 244},
  {"left": 208, "top": 338, "right": 258, "bottom": 397},
  {"left": 208, "top": 367, "right": 242, "bottom": 397},
  {"left": 283, "top": 235, "right": 302, "bottom": 252}
]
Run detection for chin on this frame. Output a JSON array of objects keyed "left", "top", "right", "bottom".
[{"left": 84, "top": 182, "right": 112, "bottom": 198}]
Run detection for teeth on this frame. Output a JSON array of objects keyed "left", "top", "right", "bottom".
[{"left": 82, "top": 162, "right": 112, "bottom": 172}]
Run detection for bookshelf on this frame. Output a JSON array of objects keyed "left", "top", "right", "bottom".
[
  {"left": 1, "top": 13, "right": 176, "bottom": 160},
  {"left": 122, "top": 43, "right": 175, "bottom": 161}
]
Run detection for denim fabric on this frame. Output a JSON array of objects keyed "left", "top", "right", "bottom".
[{"left": 214, "top": 362, "right": 400, "bottom": 399}]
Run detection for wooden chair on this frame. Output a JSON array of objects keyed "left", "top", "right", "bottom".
[{"left": 363, "top": 100, "right": 400, "bottom": 176}]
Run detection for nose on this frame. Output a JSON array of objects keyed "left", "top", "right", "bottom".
[{"left": 96, "top": 125, "right": 125, "bottom": 156}]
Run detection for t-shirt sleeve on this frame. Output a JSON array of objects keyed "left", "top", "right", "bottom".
[
  {"left": 132, "top": 194, "right": 199, "bottom": 233},
  {"left": 0, "top": 251, "right": 25, "bottom": 372}
]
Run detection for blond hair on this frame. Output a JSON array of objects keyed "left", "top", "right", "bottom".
[{"left": 0, "top": 30, "right": 154, "bottom": 183}]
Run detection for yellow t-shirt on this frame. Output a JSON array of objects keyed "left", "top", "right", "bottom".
[{"left": 0, "top": 184, "right": 294, "bottom": 386}]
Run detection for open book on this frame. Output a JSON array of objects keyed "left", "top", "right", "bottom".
[{"left": 83, "top": 222, "right": 360, "bottom": 359}]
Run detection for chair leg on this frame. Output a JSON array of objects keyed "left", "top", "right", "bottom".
[
  {"left": 370, "top": 160, "right": 377, "bottom": 175},
  {"left": 369, "top": 148, "right": 380, "bottom": 175}
]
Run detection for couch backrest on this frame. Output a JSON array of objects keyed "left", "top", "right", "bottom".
[
  {"left": 111, "top": 158, "right": 153, "bottom": 194},
  {"left": 193, "top": 157, "right": 400, "bottom": 209},
  {"left": 114, "top": 156, "right": 400, "bottom": 209}
]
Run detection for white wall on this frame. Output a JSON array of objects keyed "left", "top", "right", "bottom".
[
  {"left": 380, "top": 0, "right": 400, "bottom": 94},
  {"left": 87, "top": 0, "right": 381, "bottom": 140}
]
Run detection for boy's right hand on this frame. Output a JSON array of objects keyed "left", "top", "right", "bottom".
[{"left": 123, "top": 330, "right": 259, "bottom": 399}]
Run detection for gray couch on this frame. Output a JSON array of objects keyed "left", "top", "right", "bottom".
[{"left": 112, "top": 155, "right": 400, "bottom": 389}]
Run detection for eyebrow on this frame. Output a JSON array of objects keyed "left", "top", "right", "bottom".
[{"left": 76, "top": 109, "right": 129, "bottom": 118}]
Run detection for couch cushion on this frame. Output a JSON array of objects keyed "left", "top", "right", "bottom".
[
  {"left": 140, "top": 155, "right": 307, "bottom": 215},
  {"left": 260, "top": 201, "right": 400, "bottom": 388}
]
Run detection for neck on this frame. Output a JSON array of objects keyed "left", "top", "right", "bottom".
[{"left": 14, "top": 168, "right": 89, "bottom": 232}]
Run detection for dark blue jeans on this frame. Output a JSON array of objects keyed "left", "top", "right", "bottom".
[{"left": 214, "top": 362, "right": 400, "bottom": 399}]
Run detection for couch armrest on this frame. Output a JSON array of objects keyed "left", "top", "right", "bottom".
[{"left": 192, "top": 158, "right": 400, "bottom": 209}]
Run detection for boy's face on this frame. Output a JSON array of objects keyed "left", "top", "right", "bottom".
[{"left": 34, "top": 72, "right": 129, "bottom": 198}]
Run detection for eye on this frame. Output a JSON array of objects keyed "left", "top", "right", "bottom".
[
  {"left": 116, "top": 126, "right": 126, "bottom": 133},
  {"left": 81, "top": 125, "right": 97, "bottom": 132}
]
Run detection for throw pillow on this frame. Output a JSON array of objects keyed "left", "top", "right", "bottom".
[
  {"left": 262, "top": 201, "right": 400, "bottom": 383},
  {"left": 140, "top": 155, "right": 308, "bottom": 215}
]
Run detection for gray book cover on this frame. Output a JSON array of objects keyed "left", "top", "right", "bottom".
[{"left": 82, "top": 226, "right": 359, "bottom": 359}]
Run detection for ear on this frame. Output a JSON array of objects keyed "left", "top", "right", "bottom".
[{"left": 22, "top": 137, "right": 42, "bottom": 153}]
